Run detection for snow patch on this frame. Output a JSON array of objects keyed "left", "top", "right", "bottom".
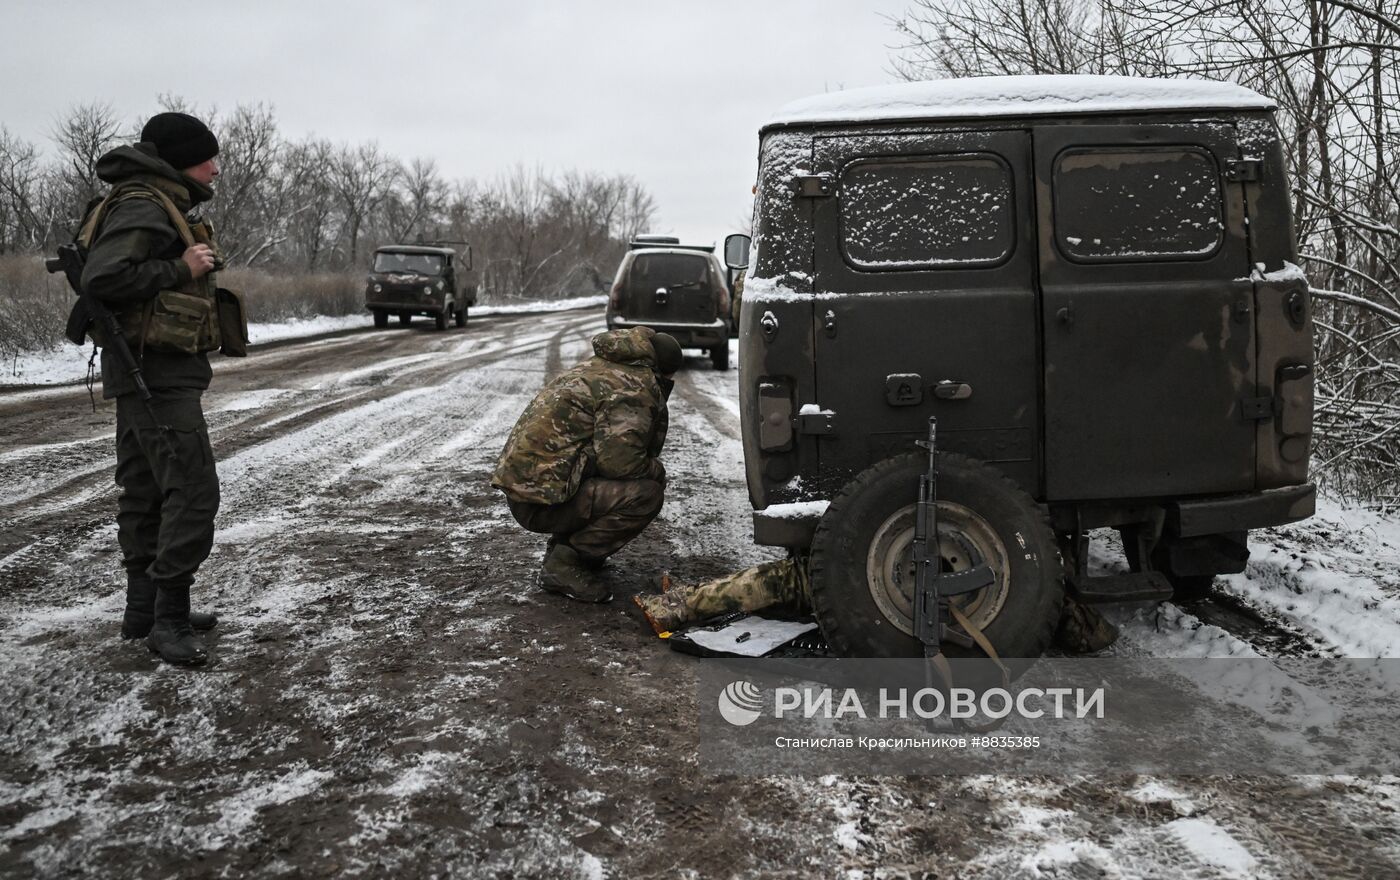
[
  {"left": 1127, "top": 779, "right": 1198, "bottom": 816},
  {"left": 1164, "top": 817, "right": 1258, "bottom": 877},
  {"left": 196, "top": 767, "right": 332, "bottom": 850},
  {"left": 760, "top": 500, "right": 830, "bottom": 520}
]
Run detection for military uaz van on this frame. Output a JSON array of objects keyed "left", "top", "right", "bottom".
[
  {"left": 731, "top": 76, "right": 1315, "bottom": 660},
  {"left": 366, "top": 244, "right": 478, "bottom": 331}
]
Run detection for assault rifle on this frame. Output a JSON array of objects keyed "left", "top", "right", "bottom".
[
  {"left": 48, "top": 242, "right": 154, "bottom": 402},
  {"left": 47, "top": 244, "right": 179, "bottom": 462},
  {"left": 911, "top": 416, "right": 996, "bottom": 654},
  {"left": 911, "top": 416, "right": 1003, "bottom": 731}
]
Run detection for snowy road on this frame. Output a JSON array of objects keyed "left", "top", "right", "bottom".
[{"left": 2, "top": 306, "right": 1398, "bottom": 877}]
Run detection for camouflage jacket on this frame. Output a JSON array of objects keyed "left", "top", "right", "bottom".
[{"left": 492, "top": 327, "right": 669, "bottom": 505}]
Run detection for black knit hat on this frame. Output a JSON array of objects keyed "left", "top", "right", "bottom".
[
  {"left": 140, "top": 112, "right": 219, "bottom": 170},
  {"left": 650, "top": 333, "right": 683, "bottom": 375}
]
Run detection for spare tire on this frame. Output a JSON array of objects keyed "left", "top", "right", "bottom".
[{"left": 809, "top": 452, "right": 1062, "bottom": 659}]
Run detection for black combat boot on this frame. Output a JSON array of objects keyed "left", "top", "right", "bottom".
[
  {"left": 122, "top": 576, "right": 218, "bottom": 639},
  {"left": 146, "top": 584, "right": 209, "bottom": 666},
  {"left": 540, "top": 544, "right": 611, "bottom": 603},
  {"left": 122, "top": 577, "right": 158, "bottom": 640}
]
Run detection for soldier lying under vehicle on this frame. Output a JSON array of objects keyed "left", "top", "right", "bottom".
[{"left": 634, "top": 559, "right": 1119, "bottom": 655}]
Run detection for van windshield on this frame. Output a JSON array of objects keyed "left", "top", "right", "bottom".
[{"left": 374, "top": 252, "right": 445, "bottom": 275}]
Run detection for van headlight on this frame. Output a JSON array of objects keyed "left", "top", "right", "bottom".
[
  {"left": 373, "top": 283, "right": 383, "bottom": 293},
  {"left": 423, "top": 285, "right": 433, "bottom": 295}
]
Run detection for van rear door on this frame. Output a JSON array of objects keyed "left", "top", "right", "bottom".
[
  {"left": 624, "top": 251, "right": 720, "bottom": 324},
  {"left": 809, "top": 129, "right": 1041, "bottom": 496},
  {"left": 1035, "top": 122, "right": 1256, "bottom": 500}
]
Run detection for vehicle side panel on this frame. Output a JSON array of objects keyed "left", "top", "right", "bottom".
[{"left": 739, "top": 131, "right": 818, "bottom": 511}]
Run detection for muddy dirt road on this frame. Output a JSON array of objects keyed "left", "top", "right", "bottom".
[{"left": 2, "top": 308, "right": 1397, "bottom": 878}]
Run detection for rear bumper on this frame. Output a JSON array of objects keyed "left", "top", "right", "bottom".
[
  {"left": 753, "top": 502, "right": 829, "bottom": 548},
  {"left": 607, "top": 316, "right": 728, "bottom": 349},
  {"left": 366, "top": 300, "right": 446, "bottom": 314},
  {"left": 752, "top": 482, "right": 1318, "bottom": 549},
  {"left": 1166, "top": 483, "right": 1316, "bottom": 537}
]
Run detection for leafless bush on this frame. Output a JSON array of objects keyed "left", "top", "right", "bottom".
[{"left": 0, "top": 254, "right": 70, "bottom": 362}]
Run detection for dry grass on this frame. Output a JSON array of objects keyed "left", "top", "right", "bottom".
[
  {"left": 0, "top": 256, "right": 364, "bottom": 358},
  {"left": 219, "top": 267, "right": 363, "bottom": 323},
  {"left": 0, "top": 254, "right": 72, "bottom": 359}
]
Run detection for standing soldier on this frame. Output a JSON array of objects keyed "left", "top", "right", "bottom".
[
  {"left": 493, "top": 327, "right": 682, "bottom": 603},
  {"left": 81, "top": 112, "right": 238, "bottom": 665}
]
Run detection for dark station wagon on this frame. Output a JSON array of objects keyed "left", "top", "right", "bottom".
[
  {"left": 608, "top": 236, "right": 734, "bottom": 370},
  {"left": 729, "top": 75, "right": 1316, "bottom": 659}
]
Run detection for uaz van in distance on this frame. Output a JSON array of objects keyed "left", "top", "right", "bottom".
[
  {"left": 365, "top": 243, "right": 478, "bottom": 330},
  {"left": 725, "top": 75, "right": 1316, "bottom": 660}
]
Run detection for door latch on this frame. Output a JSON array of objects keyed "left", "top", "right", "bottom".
[
  {"left": 1057, "top": 302, "right": 1074, "bottom": 329},
  {"left": 1240, "top": 396, "right": 1275, "bottom": 420},
  {"left": 1225, "top": 158, "right": 1263, "bottom": 182},
  {"left": 794, "top": 174, "right": 834, "bottom": 198},
  {"left": 823, "top": 310, "right": 837, "bottom": 338},
  {"left": 796, "top": 409, "right": 836, "bottom": 434},
  {"left": 760, "top": 310, "right": 779, "bottom": 342}
]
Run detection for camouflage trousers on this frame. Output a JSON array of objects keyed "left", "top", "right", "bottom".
[
  {"left": 115, "top": 389, "right": 221, "bottom": 590},
  {"left": 508, "top": 477, "right": 664, "bottom": 561},
  {"left": 636, "top": 558, "right": 1118, "bottom": 654},
  {"left": 635, "top": 558, "right": 810, "bottom": 633}
]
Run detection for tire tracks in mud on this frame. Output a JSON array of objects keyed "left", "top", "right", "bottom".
[
  {"left": 0, "top": 309, "right": 603, "bottom": 601},
  {"left": 1174, "top": 590, "right": 1326, "bottom": 658}
]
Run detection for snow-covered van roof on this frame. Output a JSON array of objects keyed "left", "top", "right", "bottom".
[
  {"left": 374, "top": 244, "right": 456, "bottom": 256},
  {"left": 764, "top": 75, "right": 1274, "bottom": 129}
]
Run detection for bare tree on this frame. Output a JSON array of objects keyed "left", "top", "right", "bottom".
[
  {"left": 329, "top": 142, "right": 398, "bottom": 266},
  {"left": 0, "top": 127, "right": 45, "bottom": 252},
  {"left": 49, "top": 102, "right": 124, "bottom": 233},
  {"left": 204, "top": 103, "right": 280, "bottom": 263}
]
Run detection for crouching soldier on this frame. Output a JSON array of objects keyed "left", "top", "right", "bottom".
[
  {"left": 635, "top": 560, "right": 1119, "bottom": 654},
  {"left": 492, "top": 327, "right": 682, "bottom": 603}
]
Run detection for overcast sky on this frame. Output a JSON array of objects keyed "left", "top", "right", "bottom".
[{"left": 3, "top": 0, "right": 910, "bottom": 244}]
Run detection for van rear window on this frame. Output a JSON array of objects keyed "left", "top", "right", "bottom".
[
  {"left": 628, "top": 253, "right": 714, "bottom": 294},
  {"left": 839, "top": 155, "right": 1013, "bottom": 270},
  {"left": 1053, "top": 148, "right": 1224, "bottom": 261}
]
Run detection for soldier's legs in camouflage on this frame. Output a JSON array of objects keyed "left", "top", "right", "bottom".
[
  {"left": 115, "top": 390, "right": 220, "bottom": 590},
  {"left": 636, "top": 558, "right": 809, "bottom": 632},
  {"left": 508, "top": 478, "right": 664, "bottom": 561},
  {"left": 507, "top": 492, "right": 591, "bottom": 539},
  {"left": 564, "top": 478, "right": 664, "bottom": 560}
]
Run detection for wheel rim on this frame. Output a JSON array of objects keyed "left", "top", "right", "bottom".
[{"left": 865, "top": 501, "right": 1011, "bottom": 638}]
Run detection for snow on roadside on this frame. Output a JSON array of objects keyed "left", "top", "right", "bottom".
[
  {"left": 1216, "top": 497, "right": 1400, "bottom": 657},
  {"left": 0, "top": 297, "right": 605, "bottom": 387},
  {"left": 474, "top": 294, "right": 606, "bottom": 316}
]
